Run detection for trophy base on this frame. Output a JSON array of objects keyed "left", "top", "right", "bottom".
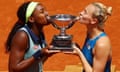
[
  {"left": 49, "top": 46, "right": 74, "bottom": 53},
  {"left": 50, "top": 35, "right": 74, "bottom": 53},
  {"left": 50, "top": 46, "right": 73, "bottom": 51},
  {"left": 52, "top": 35, "right": 72, "bottom": 47}
]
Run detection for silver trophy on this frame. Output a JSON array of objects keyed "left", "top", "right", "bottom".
[{"left": 49, "top": 14, "right": 79, "bottom": 52}]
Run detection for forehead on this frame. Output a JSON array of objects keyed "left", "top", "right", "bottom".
[
  {"left": 31, "top": 4, "right": 45, "bottom": 16},
  {"left": 85, "top": 4, "right": 96, "bottom": 15},
  {"left": 35, "top": 4, "right": 44, "bottom": 10}
]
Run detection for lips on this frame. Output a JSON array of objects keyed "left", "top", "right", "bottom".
[{"left": 46, "top": 16, "right": 51, "bottom": 23}]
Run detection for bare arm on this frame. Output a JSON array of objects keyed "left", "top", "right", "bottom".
[
  {"left": 9, "top": 31, "right": 36, "bottom": 72},
  {"left": 73, "top": 44, "right": 92, "bottom": 72},
  {"left": 73, "top": 36, "right": 111, "bottom": 72},
  {"left": 93, "top": 36, "right": 111, "bottom": 72}
]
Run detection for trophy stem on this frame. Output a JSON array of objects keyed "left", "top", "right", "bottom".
[{"left": 60, "top": 27, "right": 66, "bottom": 36}]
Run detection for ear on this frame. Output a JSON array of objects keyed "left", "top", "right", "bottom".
[
  {"left": 28, "top": 16, "right": 35, "bottom": 23},
  {"left": 91, "top": 18, "right": 98, "bottom": 24}
]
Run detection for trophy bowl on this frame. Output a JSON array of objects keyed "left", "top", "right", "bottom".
[
  {"left": 49, "top": 14, "right": 77, "bottom": 52},
  {"left": 50, "top": 14, "right": 76, "bottom": 29}
]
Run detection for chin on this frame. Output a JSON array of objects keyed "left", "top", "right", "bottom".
[
  {"left": 79, "top": 20, "right": 88, "bottom": 24},
  {"left": 44, "top": 22, "right": 50, "bottom": 26},
  {"left": 79, "top": 21, "right": 84, "bottom": 24}
]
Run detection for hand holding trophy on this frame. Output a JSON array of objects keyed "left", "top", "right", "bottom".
[{"left": 48, "top": 14, "right": 79, "bottom": 53}]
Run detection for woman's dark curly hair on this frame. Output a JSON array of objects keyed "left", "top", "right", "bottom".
[{"left": 5, "top": 1, "right": 31, "bottom": 52}]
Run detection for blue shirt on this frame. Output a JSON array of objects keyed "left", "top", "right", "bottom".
[{"left": 82, "top": 32, "right": 111, "bottom": 72}]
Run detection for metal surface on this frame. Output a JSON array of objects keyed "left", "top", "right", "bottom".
[
  {"left": 50, "top": 14, "right": 77, "bottom": 30},
  {"left": 49, "top": 14, "right": 77, "bottom": 52}
]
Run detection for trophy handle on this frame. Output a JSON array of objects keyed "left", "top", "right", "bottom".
[
  {"left": 49, "top": 19, "right": 61, "bottom": 30},
  {"left": 65, "top": 20, "right": 75, "bottom": 29},
  {"left": 65, "top": 16, "right": 79, "bottom": 29}
]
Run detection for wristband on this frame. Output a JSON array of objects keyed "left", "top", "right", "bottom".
[{"left": 32, "top": 50, "right": 43, "bottom": 60}]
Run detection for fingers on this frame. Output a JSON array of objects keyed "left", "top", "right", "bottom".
[
  {"left": 49, "top": 45, "right": 54, "bottom": 49},
  {"left": 43, "top": 43, "right": 81, "bottom": 54},
  {"left": 48, "top": 50, "right": 61, "bottom": 53},
  {"left": 43, "top": 45, "right": 61, "bottom": 54}
]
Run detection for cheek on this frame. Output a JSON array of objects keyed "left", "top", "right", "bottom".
[
  {"left": 37, "top": 14, "right": 44, "bottom": 19},
  {"left": 79, "top": 16, "right": 90, "bottom": 24},
  {"left": 36, "top": 14, "right": 45, "bottom": 21},
  {"left": 38, "top": 13, "right": 44, "bottom": 17},
  {"left": 38, "top": 14, "right": 48, "bottom": 24}
]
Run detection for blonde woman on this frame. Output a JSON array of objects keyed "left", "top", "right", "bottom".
[{"left": 73, "top": 2, "right": 112, "bottom": 72}]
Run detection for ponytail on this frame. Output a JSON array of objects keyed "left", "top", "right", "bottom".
[
  {"left": 5, "top": 21, "right": 24, "bottom": 51},
  {"left": 92, "top": 2, "right": 112, "bottom": 28},
  {"left": 5, "top": 1, "right": 30, "bottom": 52}
]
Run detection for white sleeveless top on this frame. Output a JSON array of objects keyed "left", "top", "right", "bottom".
[{"left": 19, "top": 27, "right": 46, "bottom": 72}]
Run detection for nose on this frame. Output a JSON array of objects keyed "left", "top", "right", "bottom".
[
  {"left": 79, "top": 11, "right": 83, "bottom": 16},
  {"left": 78, "top": 12, "right": 83, "bottom": 20}
]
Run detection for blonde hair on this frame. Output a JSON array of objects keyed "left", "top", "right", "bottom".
[{"left": 92, "top": 2, "right": 112, "bottom": 27}]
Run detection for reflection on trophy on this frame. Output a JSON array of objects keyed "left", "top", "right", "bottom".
[{"left": 49, "top": 14, "right": 79, "bottom": 52}]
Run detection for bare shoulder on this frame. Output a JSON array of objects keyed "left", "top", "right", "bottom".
[
  {"left": 12, "top": 30, "right": 28, "bottom": 42},
  {"left": 95, "top": 36, "right": 111, "bottom": 52},
  {"left": 11, "top": 30, "right": 29, "bottom": 50},
  {"left": 96, "top": 36, "right": 111, "bottom": 50}
]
